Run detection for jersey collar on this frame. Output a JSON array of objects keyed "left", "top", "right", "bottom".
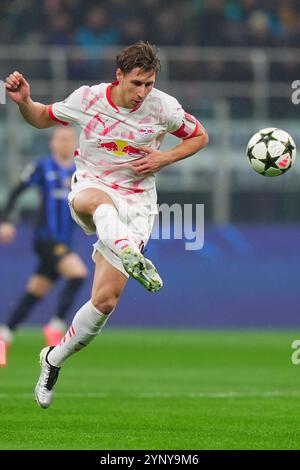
[{"left": 106, "top": 81, "right": 142, "bottom": 113}]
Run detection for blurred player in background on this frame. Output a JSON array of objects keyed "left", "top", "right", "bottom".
[
  {"left": 5, "top": 41, "right": 208, "bottom": 408},
  {"left": 0, "top": 127, "right": 88, "bottom": 348}
]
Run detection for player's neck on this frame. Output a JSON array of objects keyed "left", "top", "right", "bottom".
[{"left": 110, "top": 83, "right": 131, "bottom": 109}]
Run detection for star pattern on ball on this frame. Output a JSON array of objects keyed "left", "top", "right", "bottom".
[
  {"left": 284, "top": 139, "right": 295, "bottom": 155},
  {"left": 247, "top": 146, "right": 255, "bottom": 160},
  {"left": 259, "top": 153, "right": 276, "bottom": 171},
  {"left": 257, "top": 131, "right": 277, "bottom": 145},
  {"left": 247, "top": 129, "right": 296, "bottom": 177}
]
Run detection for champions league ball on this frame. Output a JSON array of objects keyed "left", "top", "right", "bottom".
[{"left": 247, "top": 128, "right": 296, "bottom": 176}]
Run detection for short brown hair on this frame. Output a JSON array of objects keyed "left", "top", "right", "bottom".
[{"left": 116, "top": 41, "right": 161, "bottom": 75}]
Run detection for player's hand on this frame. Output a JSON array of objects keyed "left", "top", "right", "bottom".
[
  {"left": 5, "top": 71, "right": 31, "bottom": 104},
  {"left": 131, "top": 146, "right": 170, "bottom": 176},
  {"left": 0, "top": 223, "right": 16, "bottom": 244}
]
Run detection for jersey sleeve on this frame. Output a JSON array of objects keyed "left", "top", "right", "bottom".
[
  {"left": 49, "top": 86, "right": 86, "bottom": 126},
  {"left": 166, "top": 96, "right": 200, "bottom": 139}
]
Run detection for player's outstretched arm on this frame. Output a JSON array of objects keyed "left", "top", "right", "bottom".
[
  {"left": 0, "top": 179, "right": 29, "bottom": 244},
  {"left": 5, "top": 71, "right": 55, "bottom": 129}
]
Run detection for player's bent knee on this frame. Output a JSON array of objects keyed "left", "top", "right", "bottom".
[
  {"left": 73, "top": 190, "right": 114, "bottom": 217},
  {"left": 91, "top": 292, "right": 119, "bottom": 315},
  {"left": 64, "top": 265, "right": 89, "bottom": 279},
  {"left": 77, "top": 264, "right": 89, "bottom": 278},
  {"left": 27, "top": 276, "right": 53, "bottom": 297}
]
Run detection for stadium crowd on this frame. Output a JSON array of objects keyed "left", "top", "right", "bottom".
[{"left": 1, "top": 0, "right": 300, "bottom": 48}]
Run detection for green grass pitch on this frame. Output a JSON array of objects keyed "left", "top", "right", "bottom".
[{"left": 1, "top": 328, "right": 300, "bottom": 450}]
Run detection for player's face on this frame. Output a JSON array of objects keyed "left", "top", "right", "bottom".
[
  {"left": 50, "top": 128, "right": 77, "bottom": 161},
  {"left": 116, "top": 68, "right": 156, "bottom": 108}
]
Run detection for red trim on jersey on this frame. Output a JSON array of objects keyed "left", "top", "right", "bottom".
[
  {"left": 171, "top": 123, "right": 189, "bottom": 139},
  {"left": 103, "top": 180, "right": 145, "bottom": 194},
  {"left": 130, "top": 101, "right": 142, "bottom": 113},
  {"left": 114, "top": 238, "right": 129, "bottom": 245},
  {"left": 106, "top": 82, "right": 142, "bottom": 113},
  {"left": 106, "top": 82, "right": 120, "bottom": 112},
  {"left": 188, "top": 120, "right": 200, "bottom": 139},
  {"left": 48, "top": 105, "right": 69, "bottom": 126},
  {"left": 171, "top": 119, "right": 200, "bottom": 140}
]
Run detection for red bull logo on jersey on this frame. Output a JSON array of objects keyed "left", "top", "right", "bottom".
[
  {"left": 138, "top": 126, "right": 155, "bottom": 136},
  {"left": 97, "top": 139, "right": 143, "bottom": 157}
]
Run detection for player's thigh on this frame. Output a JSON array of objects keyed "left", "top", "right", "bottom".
[
  {"left": 72, "top": 188, "right": 116, "bottom": 217},
  {"left": 27, "top": 274, "right": 53, "bottom": 296},
  {"left": 92, "top": 251, "right": 128, "bottom": 305},
  {"left": 57, "top": 252, "right": 88, "bottom": 279}
]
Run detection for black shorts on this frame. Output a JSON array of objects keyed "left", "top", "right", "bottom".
[{"left": 33, "top": 239, "right": 73, "bottom": 281}]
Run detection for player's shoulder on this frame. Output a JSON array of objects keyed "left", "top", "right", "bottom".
[
  {"left": 151, "top": 87, "right": 178, "bottom": 102},
  {"left": 90, "top": 82, "right": 107, "bottom": 91},
  {"left": 85, "top": 82, "right": 108, "bottom": 96},
  {"left": 35, "top": 155, "right": 55, "bottom": 175},
  {"left": 29, "top": 156, "right": 46, "bottom": 170},
  {"left": 153, "top": 87, "right": 180, "bottom": 102},
  {"left": 71, "top": 82, "right": 108, "bottom": 108},
  {"left": 60, "top": 83, "right": 106, "bottom": 102},
  {"left": 42, "top": 154, "right": 54, "bottom": 165},
  {"left": 150, "top": 88, "right": 182, "bottom": 115},
  {"left": 20, "top": 157, "right": 45, "bottom": 182},
  {"left": 38, "top": 154, "right": 61, "bottom": 172}
]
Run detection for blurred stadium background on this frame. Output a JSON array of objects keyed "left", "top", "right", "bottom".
[
  {"left": 1, "top": 0, "right": 300, "bottom": 329},
  {"left": 3, "top": 0, "right": 300, "bottom": 452}
]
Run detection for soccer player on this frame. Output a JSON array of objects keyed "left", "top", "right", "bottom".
[
  {"left": 0, "top": 127, "right": 88, "bottom": 348},
  {"left": 5, "top": 41, "right": 209, "bottom": 408}
]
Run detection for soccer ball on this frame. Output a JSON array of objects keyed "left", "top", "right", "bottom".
[{"left": 247, "top": 128, "right": 296, "bottom": 176}]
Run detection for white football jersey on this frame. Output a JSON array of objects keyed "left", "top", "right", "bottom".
[{"left": 49, "top": 82, "right": 199, "bottom": 196}]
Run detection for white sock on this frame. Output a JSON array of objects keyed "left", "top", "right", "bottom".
[
  {"left": 92, "top": 204, "right": 139, "bottom": 258},
  {"left": 47, "top": 300, "right": 112, "bottom": 367},
  {"left": 47, "top": 317, "right": 66, "bottom": 331}
]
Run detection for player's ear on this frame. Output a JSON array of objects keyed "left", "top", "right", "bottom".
[{"left": 116, "top": 68, "right": 123, "bottom": 83}]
